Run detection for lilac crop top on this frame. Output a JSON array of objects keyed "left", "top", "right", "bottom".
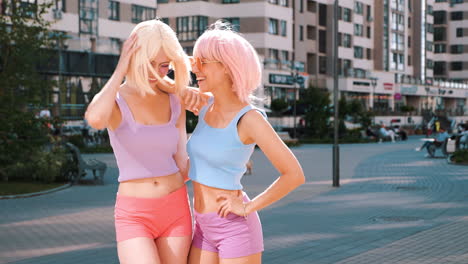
[{"left": 107, "top": 93, "right": 181, "bottom": 182}]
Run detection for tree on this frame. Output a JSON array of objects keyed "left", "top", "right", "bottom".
[
  {"left": 299, "top": 86, "right": 331, "bottom": 138},
  {"left": 270, "top": 98, "right": 289, "bottom": 115},
  {"left": 0, "top": 0, "right": 60, "bottom": 110},
  {"left": 0, "top": 1, "right": 66, "bottom": 182}
]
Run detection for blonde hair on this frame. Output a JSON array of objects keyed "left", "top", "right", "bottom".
[{"left": 126, "top": 19, "right": 191, "bottom": 96}]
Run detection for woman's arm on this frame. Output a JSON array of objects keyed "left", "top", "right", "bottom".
[
  {"left": 84, "top": 34, "right": 139, "bottom": 130},
  {"left": 173, "top": 102, "right": 189, "bottom": 182},
  {"left": 217, "top": 110, "right": 305, "bottom": 217}
]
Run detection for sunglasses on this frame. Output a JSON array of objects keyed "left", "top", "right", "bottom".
[{"left": 190, "top": 56, "right": 221, "bottom": 70}]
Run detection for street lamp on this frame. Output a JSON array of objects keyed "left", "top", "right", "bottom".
[
  {"left": 425, "top": 87, "right": 430, "bottom": 110},
  {"left": 332, "top": 0, "right": 340, "bottom": 187},
  {"left": 369, "top": 76, "right": 378, "bottom": 125}
]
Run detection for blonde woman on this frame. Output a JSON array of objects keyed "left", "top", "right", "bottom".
[{"left": 85, "top": 20, "right": 195, "bottom": 264}]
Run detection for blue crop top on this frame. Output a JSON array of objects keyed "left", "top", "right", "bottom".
[{"left": 187, "top": 98, "right": 267, "bottom": 190}]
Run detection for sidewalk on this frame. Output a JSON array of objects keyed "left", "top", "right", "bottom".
[{"left": 1, "top": 137, "right": 467, "bottom": 264}]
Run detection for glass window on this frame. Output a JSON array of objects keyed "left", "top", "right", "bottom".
[
  {"left": 222, "top": 0, "right": 240, "bottom": 3},
  {"left": 354, "top": 46, "right": 363, "bottom": 59},
  {"left": 299, "top": 25, "right": 304, "bottom": 41},
  {"left": 131, "top": 5, "right": 155, "bottom": 24},
  {"left": 269, "top": 18, "right": 278, "bottom": 35},
  {"left": 176, "top": 16, "right": 208, "bottom": 41},
  {"left": 354, "top": 24, "right": 363, "bottom": 36},
  {"left": 108, "top": 0, "right": 119, "bottom": 21},
  {"left": 280, "top": 20, "right": 287, "bottom": 36},
  {"left": 223, "top": 17, "right": 240, "bottom": 32},
  {"left": 343, "top": 8, "right": 352, "bottom": 22},
  {"left": 354, "top": 1, "right": 363, "bottom": 14}
]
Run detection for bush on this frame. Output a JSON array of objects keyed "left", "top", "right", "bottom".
[{"left": 451, "top": 149, "right": 468, "bottom": 164}]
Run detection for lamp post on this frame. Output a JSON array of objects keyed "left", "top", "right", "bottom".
[
  {"left": 332, "top": 0, "right": 340, "bottom": 187},
  {"left": 369, "top": 76, "right": 378, "bottom": 125},
  {"left": 425, "top": 87, "right": 430, "bottom": 110}
]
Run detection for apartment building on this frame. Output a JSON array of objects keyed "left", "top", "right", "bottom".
[{"left": 3, "top": 0, "right": 466, "bottom": 119}]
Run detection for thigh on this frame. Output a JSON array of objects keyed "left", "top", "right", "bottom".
[
  {"left": 118, "top": 237, "right": 161, "bottom": 264},
  {"left": 188, "top": 246, "right": 219, "bottom": 264},
  {"left": 156, "top": 236, "right": 192, "bottom": 264},
  {"left": 220, "top": 252, "right": 262, "bottom": 264}
]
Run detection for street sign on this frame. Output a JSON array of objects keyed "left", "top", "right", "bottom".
[
  {"left": 269, "top": 74, "right": 294, "bottom": 85},
  {"left": 296, "top": 76, "right": 305, "bottom": 85}
]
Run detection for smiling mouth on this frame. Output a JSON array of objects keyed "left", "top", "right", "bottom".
[{"left": 196, "top": 77, "right": 206, "bottom": 82}]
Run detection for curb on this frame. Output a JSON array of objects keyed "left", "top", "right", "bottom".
[{"left": 0, "top": 183, "right": 72, "bottom": 200}]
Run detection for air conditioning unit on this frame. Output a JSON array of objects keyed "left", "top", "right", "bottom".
[{"left": 53, "top": 8, "right": 63, "bottom": 20}]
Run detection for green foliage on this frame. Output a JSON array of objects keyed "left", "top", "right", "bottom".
[
  {"left": 270, "top": 99, "right": 289, "bottom": 114},
  {"left": 0, "top": 0, "right": 62, "bottom": 111},
  {"left": 400, "top": 105, "right": 416, "bottom": 112},
  {"left": 299, "top": 86, "right": 331, "bottom": 138},
  {"left": 451, "top": 149, "right": 468, "bottom": 164}
]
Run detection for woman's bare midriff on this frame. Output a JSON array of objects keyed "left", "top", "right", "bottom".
[
  {"left": 118, "top": 172, "right": 185, "bottom": 198},
  {"left": 192, "top": 181, "right": 242, "bottom": 213}
]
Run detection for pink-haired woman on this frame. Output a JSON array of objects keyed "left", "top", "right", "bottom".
[
  {"left": 187, "top": 21, "right": 305, "bottom": 264},
  {"left": 85, "top": 20, "right": 197, "bottom": 264}
]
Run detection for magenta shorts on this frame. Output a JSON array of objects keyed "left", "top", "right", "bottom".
[{"left": 192, "top": 193, "right": 264, "bottom": 259}]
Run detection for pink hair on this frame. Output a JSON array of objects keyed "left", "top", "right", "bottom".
[{"left": 193, "top": 21, "right": 262, "bottom": 102}]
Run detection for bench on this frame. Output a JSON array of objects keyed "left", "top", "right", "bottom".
[{"left": 65, "top": 142, "right": 107, "bottom": 185}]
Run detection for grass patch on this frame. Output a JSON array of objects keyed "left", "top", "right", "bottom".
[{"left": 0, "top": 181, "right": 65, "bottom": 196}]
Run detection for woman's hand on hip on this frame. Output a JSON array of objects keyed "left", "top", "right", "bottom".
[{"left": 216, "top": 193, "right": 247, "bottom": 218}]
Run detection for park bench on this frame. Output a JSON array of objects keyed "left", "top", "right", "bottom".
[{"left": 65, "top": 142, "right": 107, "bottom": 185}]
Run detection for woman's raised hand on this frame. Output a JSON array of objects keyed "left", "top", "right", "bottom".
[{"left": 116, "top": 33, "right": 140, "bottom": 76}]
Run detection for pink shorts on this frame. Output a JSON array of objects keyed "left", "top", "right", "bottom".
[
  {"left": 114, "top": 185, "right": 192, "bottom": 242},
  {"left": 192, "top": 193, "right": 264, "bottom": 259}
]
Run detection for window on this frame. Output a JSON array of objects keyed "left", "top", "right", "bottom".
[
  {"left": 281, "top": 50, "right": 289, "bottom": 64},
  {"left": 158, "top": 0, "right": 169, "bottom": 3},
  {"left": 224, "top": 17, "right": 240, "bottom": 32},
  {"left": 354, "top": 46, "right": 363, "bottom": 59},
  {"left": 79, "top": 0, "right": 98, "bottom": 34},
  {"left": 366, "top": 5, "right": 372, "bottom": 21},
  {"left": 426, "top": 41, "right": 433, "bottom": 52},
  {"left": 319, "top": 56, "right": 327, "bottom": 74},
  {"left": 366, "top": 26, "right": 371, "bottom": 38},
  {"left": 343, "top": 7, "right": 352, "bottom": 22},
  {"left": 108, "top": 1, "right": 119, "bottom": 21},
  {"left": 269, "top": 18, "right": 278, "bottom": 35},
  {"left": 427, "top": 23, "right": 433, "bottom": 33},
  {"left": 307, "top": 25, "right": 316, "bottom": 40},
  {"left": 280, "top": 20, "right": 287, "bottom": 36},
  {"left": 279, "top": 0, "right": 288, "bottom": 7},
  {"left": 408, "top": 17, "right": 411, "bottom": 28},
  {"left": 408, "top": 55, "right": 412, "bottom": 66},
  {"left": 299, "top": 0, "right": 303, "bottom": 12},
  {"left": 131, "top": 5, "right": 155, "bottom": 23},
  {"left": 434, "top": 61, "right": 446, "bottom": 75},
  {"left": 456, "top": 28, "right": 463, "bottom": 37},
  {"left": 408, "top": 36, "right": 411, "bottom": 47},
  {"left": 427, "top": 5, "right": 433, "bottom": 15},
  {"left": 161, "top": 17, "right": 169, "bottom": 25},
  {"left": 434, "top": 44, "right": 446, "bottom": 53},
  {"left": 434, "top": 27, "right": 446, "bottom": 41},
  {"left": 450, "top": 12, "right": 463, "bottom": 21},
  {"left": 268, "top": 0, "right": 278, "bottom": 4},
  {"left": 340, "top": 33, "right": 352, "bottom": 48},
  {"left": 366, "top": 48, "right": 371, "bottom": 60},
  {"left": 222, "top": 0, "right": 240, "bottom": 3},
  {"left": 354, "top": 24, "right": 363, "bottom": 36},
  {"left": 307, "top": 0, "right": 316, "bottom": 12},
  {"left": 450, "top": 62, "right": 463, "bottom": 71},
  {"left": 427, "top": 59, "right": 433, "bottom": 69},
  {"left": 176, "top": 16, "right": 208, "bottom": 41},
  {"left": 450, "top": 45, "right": 464, "bottom": 54},
  {"left": 269, "top": 49, "right": 279, "bottom": 62},
  {"left": 319, "top": 30, "right": 326, "bottom": 53},
  {"left": 299, "top": 25, "right": 304, "bottom": 41},
  {"left": 433, "top": 11, "right": 447, "bottom": 24},
  {"left": 354, "top": 1, "right": 363, "bottom": 15}
]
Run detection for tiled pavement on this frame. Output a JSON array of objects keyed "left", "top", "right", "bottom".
[{"left": 1, "top": 137, "right": 467, "bottom": 264}]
